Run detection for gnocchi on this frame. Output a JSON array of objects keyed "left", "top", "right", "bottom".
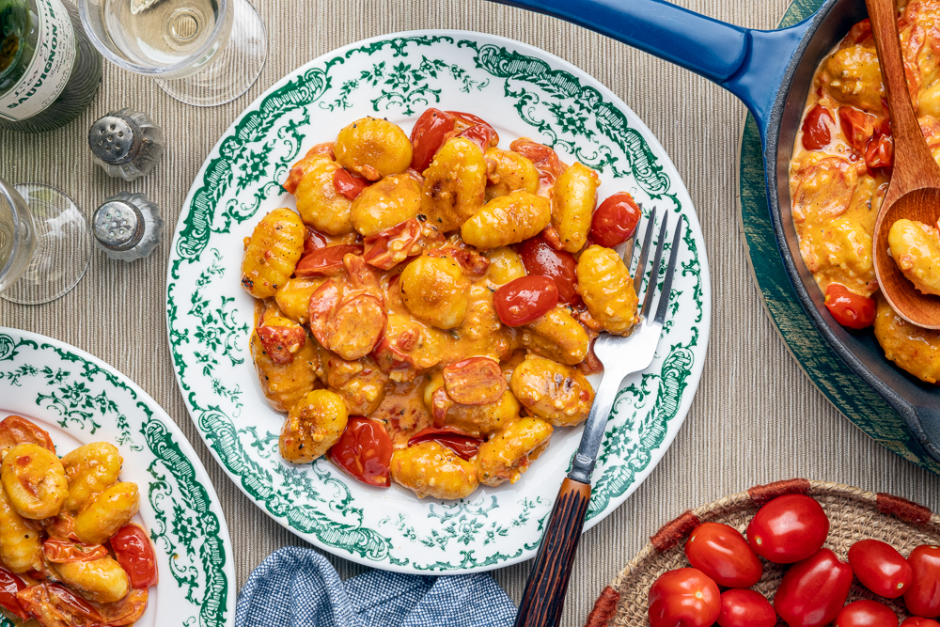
[
  {"left": 245, "top": 110, "right": 646, "bottom": 499},
  {"left": 0, "top": 416, "right": 158, "bottom": 621},
  {"left": 241, "top": 207, "right": 306, "bottom": 298}
]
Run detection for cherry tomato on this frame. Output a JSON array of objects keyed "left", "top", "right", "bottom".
[
  {"left": 0, "top": 566, "right": 27, "bottom": 620},
  {"left": 329, "top": 417, "right": 393, "bottom": 488},
  {"left": 363, "top": 219, "right": 422, "bottom": 270},
  {"left": 865, "top": 126, "right": 893, "bottom": 173},
  {"left": 17, "top": 583, "right": 104, "bottom": 625},
  {"left": 647, "top": 568, "right": 720, "bottom": 627},
  {"left": 111, "top": 525, "right": 160, "bottom": 589},
  {"left": 825, "top": 283, "right": 877, "bottom": 330},
  {"left": 408, "top": 427, "right": 485, "bottom": 461},
  {"left": 774, "top": 548, "right": 853, "bottom": 627},
  {"left": 905, "top": 545, "right": 940, "bottom": 619},
  {"left": 447, "top": 111, "right": 497, "bottom": 134},
  {"left": 295, "top": 244, "right": 364, "bottom": 277},
  {"left": 747, "top": 494, "right": 830, "bottom": 564},
  {"left": 303, "top": 227, "right": 330, "bottom": 255},
  {"left": 411, "top": 108, "right": 456, "bottom": 171},
  {"left": 848, "top": 18, "right": 873, "bottom": 45},
  {"left": 518, "top": 235, "right": 580, "bottom": 306},
  {"left": 0, "top": 415, "right": 55, "bottom": 452},
  {"left": 255, "top": 325, "right": 307, "bottom": 365},
  {"left": 834, "top": 600, "right": 898, "bottom": 627},
  {"left": 839, "top": 106, "right": 878, "bottom": 154},
  {"left": 901, "top": 618, "right": 940, "bottom": 627},
  {"left": 332, "top": 168, "right": 369, "bottom": 200},
  {"left": 590, "top": 192, "right": 643, "bottom": 248},
  {"left": 684, "top": 522, "right": 763, "bottom": 588},
  {"left": 802, "top": 104, "right": 835, "bottom": 151},
  {"left": 493, "top": 276, "right": 559, "bottom": 327},
  {"left": 848, "top": 539, "right": 913, "bottom": 598},
  {"left": 509, "top": 138, "right": 566, "bottom": 196},
  {"left": 457, "top": 124, "right": 497, "bottom": 153},
  {"left": 717, "top": 589, "right": 777, "bottom": 627},
  {"left": 42, "top": 538, "right": 108, "bottom": 564}
]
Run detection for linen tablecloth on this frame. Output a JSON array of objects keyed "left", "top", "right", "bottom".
[{"left": 3, "top": 1, "right": 939, "bottom": 625}]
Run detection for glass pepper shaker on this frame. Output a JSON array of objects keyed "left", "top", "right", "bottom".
[
  {"left": 92, "top": 192, "right": 164, "bottom": 262},
  {"left": 88, "top": 109, "right": 165, "bottom": 181}
]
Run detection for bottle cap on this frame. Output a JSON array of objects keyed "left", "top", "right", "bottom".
[
  {"left": 88, "top": 114, "right": 143, "bottom": 166},
  {"left": 92, "top": 199, "right": 144, "bottom": 252}
]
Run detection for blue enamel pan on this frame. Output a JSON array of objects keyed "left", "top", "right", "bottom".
[{"left": 491, "top": 0, "right": 940, "bottom": 464}]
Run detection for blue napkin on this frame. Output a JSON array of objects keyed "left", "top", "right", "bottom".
[{"left": 235, "top": 547, "right": 517, "bottom": 627}]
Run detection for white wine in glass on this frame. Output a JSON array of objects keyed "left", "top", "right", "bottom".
[{"left": 80, "top": 0, "right": 266, "bottom": 106}]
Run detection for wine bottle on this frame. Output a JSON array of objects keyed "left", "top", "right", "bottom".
[{"left": 0, "top": 0, "right": 102, "bottom": 133}]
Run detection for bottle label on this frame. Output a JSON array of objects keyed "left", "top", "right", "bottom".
[{"left": 0, "top": 0, "right": 76, "bottom": 122}]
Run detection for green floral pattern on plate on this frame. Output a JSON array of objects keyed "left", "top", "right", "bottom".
[
  {"left": 165, "top": 31, "right": 711, "bottom": 574},
  {"left": 0, "top": 328, "right": 234, "bottom": 627}
]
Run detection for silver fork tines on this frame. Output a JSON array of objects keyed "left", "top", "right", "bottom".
[
  {"left": 640, "top": 213, "right": 669, "bottom": 319},
  {"left": 631, "top": 207, "right": 656, "bottom": 294}
]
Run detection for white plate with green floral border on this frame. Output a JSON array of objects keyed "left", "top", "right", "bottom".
[
  {"left": 0, "top": 328, "right": 234, "bottom": 626},
  {"left": 165, "top": 30, "right": 711, "bottom": 574}
]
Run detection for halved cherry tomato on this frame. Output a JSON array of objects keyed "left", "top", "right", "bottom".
[
  {"left": 411, "top": 108, "right": 456, "bottom": 171},
  {"left": 834, "top": 600, "right": 898, "bottom": 627},
  {"left": 902, "top": 618, "right": 940, "bottom": 627},
  {"left": 518, "top": 235, "right": 581, "bottom": 306},
  {"left": 0, "top": 566, "right": 27, "bottom": 620},
  {"left": 43, "top": 538, "right": 109, "bottom": 564},
  {"left": 747, "top": 494, "right": 829, "bottom": 564},
  {"left": 647, "top": 568, "right": 720, "bottom": 627},
  {"left": 332, "top": 168, "right": 369, "bottom": 200},
  {"left": 98, "top": 588, "right": 149, "bottom": 626},
  {"left": 408, "top": 427, "right": 484, "bottom": 461},
  {"left": 848, "top": 18, "right": 873, "bottom": 45},
  {"left": 363, "top": 219, "right": 422, "bottom": 270},
  {"left": 295, "top": 244, "right": 364, "bottom": 277},
  {"left": 17, "top": 583, "right": 104, "bottom": 625},
  {"left": 111, "top": 525, "right": 159, "bottom": 589},
  {"left": 256, "top": 325, "right": 307, "bottom": 365},
  {"left": 865, "top": 126, "right": 894, "bottom": 173},
  {"left": 839, "top": 106, "right": 878, "bottom": 154},
  {"left": 591, "top": 192, "right": 643, "bottom": 248},
  {"left": 0, "top": 415, "right": 55, "bottom": 453},
  {"left": 329, "top": 417, "right": 393, "bottom": 488},
  {"left": 457, "top": 124, "right": 497, "bottom": 153},
  {"left": 493, "top": 276, "right": 559, "bottom": 327},
  {"left": 447, "top": 111, "right": 495, "bottom": 131},
  {"left": 441, "top": 357, "right": 506, "bottom": 406},
  {"left": 848, "top": 539, "right": 913, "bottom": 598},
  {"left": 824, "top": 283, "right": 877, "bottom": 330},
  {"left": 303, "top": 227, "right": 330, "bottom": 255},
  {"left": 802, "top": 104, "right": 834, "bottom": 151},
  {"left": 905, "top": 545, "right": 940, "bottom": 619},
  {"left": 717, "top": 589, "right": 777, "bottom": 627},
  {"left": 684, "top": 522, "right": 763, "bottom": 588},
  {"left": 774, "top": 548, "right": 853, "bottom": 627}
]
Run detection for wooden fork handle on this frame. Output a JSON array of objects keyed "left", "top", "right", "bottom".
[{"left": 513, "top": 478, "right": 593, "bottom": 627}]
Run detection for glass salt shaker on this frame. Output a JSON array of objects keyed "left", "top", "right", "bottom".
[
  {"left": 88, "top": 109, "right": 165, "bottom": 181},
  {"left": 92, "top": 192, "right": 164, "bottom": 262}
]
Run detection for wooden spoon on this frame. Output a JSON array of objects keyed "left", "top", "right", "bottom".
[{"left": 869, "top": 0, "right": 940, "bottom": 328}]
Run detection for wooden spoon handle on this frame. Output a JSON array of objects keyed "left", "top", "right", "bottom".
[
  {"left": 513, "top": 478, "right": 592, "bottom": 627},
  {"left": 867, "top": 0, "right": 940, "bottom": 193}
]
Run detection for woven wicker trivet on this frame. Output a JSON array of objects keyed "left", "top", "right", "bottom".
[{"left": 583, "top": 479, "right": 940, "bottom": 627}]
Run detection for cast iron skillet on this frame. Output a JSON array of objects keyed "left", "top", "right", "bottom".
[{"left": 489, "top": 0, "right": 940, "bottom": 463}]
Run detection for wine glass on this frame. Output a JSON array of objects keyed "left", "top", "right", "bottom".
[
  {"left": 0, "top": 178, "right": 92, "bottom": 305},
  {"left": 78, "top": 0, "right": 267, "bottom": 107}
]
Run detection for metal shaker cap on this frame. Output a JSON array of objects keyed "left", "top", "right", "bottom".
[
  {"left": 88, "top": 114, "right": 143, "bottom": 166},
  {"left": 92, "top": 200, "right": 145, "bottom": 252}
]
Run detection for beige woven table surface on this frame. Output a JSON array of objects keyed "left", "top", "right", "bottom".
[{"left": 3, "top": 0, "right": 940, "bottom": 625}]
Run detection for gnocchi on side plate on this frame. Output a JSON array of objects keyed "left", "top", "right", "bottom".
[
  {"left": 0, "top": 415, "right": 158, "bottom": 626},
  {"left": 241, "top": 110, "right": 646, "bottom": 500}
]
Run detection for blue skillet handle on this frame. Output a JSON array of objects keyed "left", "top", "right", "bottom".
[{"left": 490, "top": 0, "right": 812, "bottom": 135}]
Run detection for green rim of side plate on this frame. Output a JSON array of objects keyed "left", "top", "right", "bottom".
[{"left": 737, "top": 0, "right": 940, "bottom": 474}]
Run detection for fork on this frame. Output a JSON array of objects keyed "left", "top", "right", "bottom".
[{"left": 513, "top": 208, "right": 685, "bottom": 627}]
